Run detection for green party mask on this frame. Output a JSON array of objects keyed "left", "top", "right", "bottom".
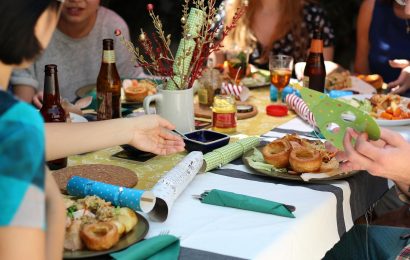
[{"left": 299, "top": 87, "right": 380, "bottom": 150}]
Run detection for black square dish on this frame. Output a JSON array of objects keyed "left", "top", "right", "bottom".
[{"left": 183, "top": 130, "right": 230, "bottom": 154}]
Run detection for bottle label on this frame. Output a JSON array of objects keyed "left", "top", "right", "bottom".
[
  {"left": 212, "top": 112, "right": 237, "bottom": 129},
  {"left": 303, "top": 76, "right": 309, "bottom": 88},
  {"left": 103, "top": 50, "right": 116, "bottom": 63},
  {"left": 198, "top": 88, "right": 208, "bottom": 105},
  {"left": 310, "top": 39, "right": 323, "bottom": 53}
]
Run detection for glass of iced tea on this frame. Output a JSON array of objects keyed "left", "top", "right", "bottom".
[
  {"left": 226, "top": 49, "right": 250, "bottom": 83},
  {"left": 269, "top": 54, "right": 293, "bottom": 103}
]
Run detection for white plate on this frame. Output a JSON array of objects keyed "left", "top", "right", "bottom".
[
  {"left": 340, "top": 94, "right": 410, "bottom": 126},
  {"left": 69, "top": 112, "right": 88, "bottom": 123},
  {"left": 295, "top": 62, "right": 376, "bottom": 94}
]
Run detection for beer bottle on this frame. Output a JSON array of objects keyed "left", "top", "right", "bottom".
[
  {"left": 40, "top": 64, "right": 67, "bottom": 170},
  {"left": 303, "top": 25, "right": 326, "bottom": 93},
  {"left": 97, "top": 39, "right": 121, "bottom": 120}
]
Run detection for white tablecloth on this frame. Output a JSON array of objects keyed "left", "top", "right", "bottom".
[{"left": 143, "top": 118, "right": 389, "bottom": 260}]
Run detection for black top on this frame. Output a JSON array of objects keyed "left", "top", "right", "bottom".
[{"left": 218, "top": 2, "right": 335, "bottom": 68}]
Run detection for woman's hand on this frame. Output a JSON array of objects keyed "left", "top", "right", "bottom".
[
  {"left": 128, "top": 115, "right": 185, "bottom": 155},
  {"left": 327, "top": 128, "right": 410, "bottom": 185},
  {"left": 387, "top": 59, "right": 410, "bottom": 94}
]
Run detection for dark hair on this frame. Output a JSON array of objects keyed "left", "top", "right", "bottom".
[
  {"left": 0, "top": 0, "right": 55, "bottom": 65},
  {"left": 381, "top": 0, "right": 394, "bottom": 5}
]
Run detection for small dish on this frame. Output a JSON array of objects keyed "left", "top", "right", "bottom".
[{"left": 183, "top": 130, "right": 230, "bottom": 154}]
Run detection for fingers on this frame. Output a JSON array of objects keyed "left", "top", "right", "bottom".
[
  {"left": 353, "top": 130, "right": 383, "bottom": 161},
  {"left": 389, "top": 59, "right": 410, "bottom": 69},
  {"left": 391, "top": 84, "right": 410, "bottom": 95},
  {"left": 340, "top": 161, "right": 362, "bottom": 172},
  {"left": 159, "top": 129, "right": 185, "bottom": 143},
  {"left": 33, "top": 93, "right": 43, "bottom": 108},
  {"left": 379, "top": 128, "right": 406, "bottom": 147},
  {"left": 387, "top": 71, "right": 406, "bottom": 89},
  {"left": 343, "top": 128, "right": 375, "bottom": 170},
  {"left": 155, "top": 116, "right": 176, "bottom": 131}
]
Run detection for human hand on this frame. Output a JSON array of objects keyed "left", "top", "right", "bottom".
[
  {"left": 33, "top": 91, "right": 43, "bottom": 108},
  {"left": 387, "top": 59, "right": 410, "bottom": 94},
  {"left": 327, "top": 128, "right": 410, "bottom": 184},
  {"left": 128, "top": 115, "right": 185, "bottom": 155}
]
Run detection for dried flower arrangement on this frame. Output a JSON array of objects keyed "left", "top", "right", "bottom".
[{"left": 116, "top": 0, "right": 247, "bottom": 90}]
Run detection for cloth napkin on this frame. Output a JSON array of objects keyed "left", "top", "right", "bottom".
[
  {"left": 110, "top": 234, "right": 180, "bottom": 260},
  {"left": 199, "top": 189, "right": 295, "bottom": 218},
  {"left": 201, "top": 136, "right": 260, "bottom": 172}
]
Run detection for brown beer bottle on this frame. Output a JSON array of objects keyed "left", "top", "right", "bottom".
[
  {"left": 97, "top": 39, "right": 121, "bottom": 120},
  {"left": 40, "top": 64, "right": 67, "bottom": 170},
  {"left": 303, "top": 25, "right": 326, "bottom": 93}
]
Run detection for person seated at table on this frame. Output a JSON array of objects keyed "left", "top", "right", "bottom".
[
  {"left": 386, "top": 59, "right": 410, "bottom": 96},
  {"left": 0, "top": 1, "right": 185, "bottom": 259},
  {"left": 323, "top": 127, "right": 410, "bottom": 259},
  {"left": 355, "top": 0, "right": 410, "bottom": 96},
  {"left": 11, "top": 0, "right": 144, "bottom": 105},
  {"left": 216, "top": 0, "right": 335, "bottom": 69}
]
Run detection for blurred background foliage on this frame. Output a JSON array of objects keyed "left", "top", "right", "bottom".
[{"left": 107, "top": 0, "right": 362, "bottom": 69}]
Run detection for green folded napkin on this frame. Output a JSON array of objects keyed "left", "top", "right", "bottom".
[
  {"left": 199, "top": 189, "right": 295, "bottom": 218},
  {"left": 201, "top": 137, "right": 260, "bottom": 172},
  {"left": 110, "top": 234, "right": 180, "bottom": 260}
]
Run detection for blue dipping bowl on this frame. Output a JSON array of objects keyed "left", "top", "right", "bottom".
[{"left": 183, "top": 130, "right": 230, "bottom": 154}]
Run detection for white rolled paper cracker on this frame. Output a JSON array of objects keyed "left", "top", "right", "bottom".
[
  {"left": 201, "top": 137, "right": 260, "bottom": 172},
  {"left": 148, "top": 151, "right": 204, "bottom": 222}
]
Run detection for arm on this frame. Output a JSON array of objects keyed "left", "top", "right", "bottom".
[
  {"left": 45, "top": 115, "right": 185, "bottom": 160},
  {"left": 354, "top": 0, "right": 375, "bottom": 74},
  {"left": 13, "top": 85, "right": 36, "bottom": 103},
  {"left": 45, "top": 173, "right": 65, "bottom": 260},
  {"left": 0, "top": 227, "right": 45, "bottom": 260},
  {"left": 10, "top": 68, "right": 40, "bottom": 104},
  {"left": 323, "top": 46, "right": 334, "bottom": 61}
]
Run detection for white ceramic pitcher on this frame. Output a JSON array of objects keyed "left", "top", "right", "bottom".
[{"left": 143, "top": 85, "right": 195, "bottom": 133}]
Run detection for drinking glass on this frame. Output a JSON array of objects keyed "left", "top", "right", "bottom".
[
  {"left": 226, "top": 49, "right": 250, "bottom": 84},
  {"left": 269, "top": 54, "right": 294, "bottom": 103}
]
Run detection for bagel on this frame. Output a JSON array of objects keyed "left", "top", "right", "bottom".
[
  {"left": 80, "top": 222, "right": 119, "bottom": 251},
  {"left": 289, "top": 147, "right": 322, "bottom": 173},
  {"left": 262, "top": 139, "right": 291, "bottom": 168}
]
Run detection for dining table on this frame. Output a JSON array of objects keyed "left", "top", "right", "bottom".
[{"left": 68, "top": 86, "right": 402, "bottom": 260}]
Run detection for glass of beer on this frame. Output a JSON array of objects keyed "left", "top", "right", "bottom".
[{"left": 269, "top": 54, "right": 293, "bottom": 103}]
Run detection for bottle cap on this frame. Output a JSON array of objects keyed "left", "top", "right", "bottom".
[{"left": 266, "top": 104, "right": 288, "bottom": 117}]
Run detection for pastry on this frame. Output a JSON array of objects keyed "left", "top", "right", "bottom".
[
  {"left": 357, "top": 74, "right": 384, "bottom": 90},
  {"left": 80, "top": 222, "right": 120, "bottom": 251},
  {"left": 262, "top": 139, "right": 291, "bottom": 168},
  {"left": 289, "top": 147, "right": 322, "bottom": 173}
]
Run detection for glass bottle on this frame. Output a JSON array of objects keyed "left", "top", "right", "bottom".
[
  {"left": 40, "top": 64, "right": 67, "bottom": 170},
  {"left": 97, "top": 39, "right": 121, "bottom": 120},
  {"left": 303, "top": 25, "right": 326, "bottom": 93},
  {"left": 212, "top": 95, "right": 237, "bottom": 133}
]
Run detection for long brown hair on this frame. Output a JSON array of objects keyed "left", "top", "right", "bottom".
[{"left": 223, "top": 0, "right": 312, "bottom": 62}]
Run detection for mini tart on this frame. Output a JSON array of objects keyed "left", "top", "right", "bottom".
[
  {"left": 124, "top": 85, "right": 148, "bottom": 102},
  {"left": 262, "top": 139, "right": 291, "bottom": 168},
  {"left": 289, "top": 147, "right": 322, "bottom": 174}
]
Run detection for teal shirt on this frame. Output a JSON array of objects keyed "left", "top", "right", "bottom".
[{"left": 0, "top": 90, "right": 45, "bottom": 228}]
